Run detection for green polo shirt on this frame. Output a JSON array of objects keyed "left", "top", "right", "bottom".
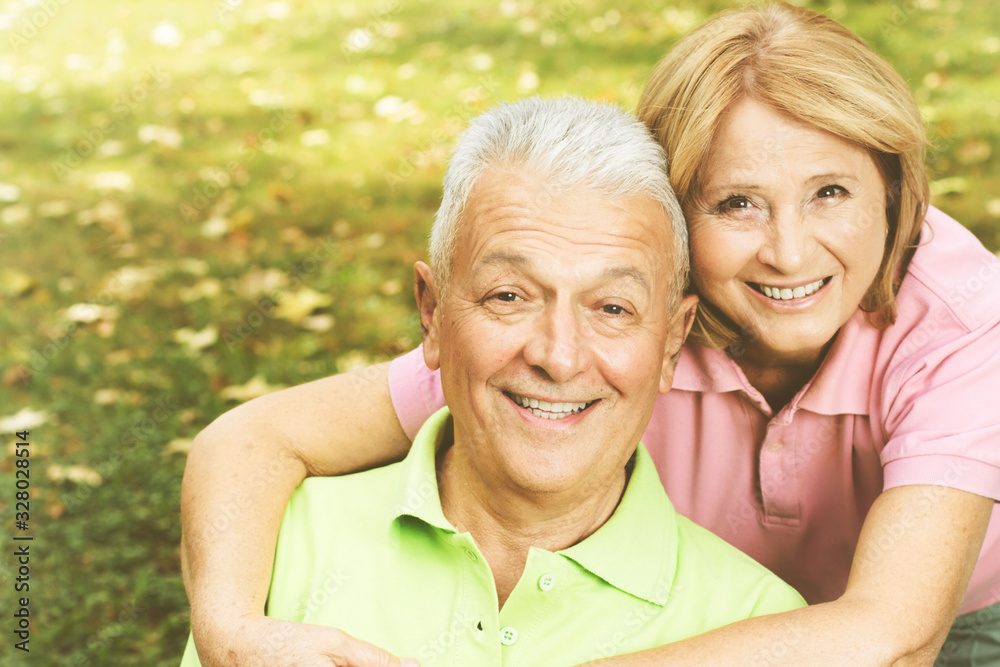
[{"left": 181, "top": 407, "right": 804, "bottom": 666}]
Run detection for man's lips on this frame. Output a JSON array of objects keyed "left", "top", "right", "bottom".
[{"left": 504, "top": 392, "right": 597, "bottom": 420}]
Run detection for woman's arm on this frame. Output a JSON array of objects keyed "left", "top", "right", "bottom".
[
  {"left": 581, "top": 485, "right": 993, "bottom": 666},
  {"left": 181, "top": 362, "right": 416, "bottom": 665}
]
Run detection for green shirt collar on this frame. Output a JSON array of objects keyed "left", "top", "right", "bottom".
[{"left": 391, "top": 407, "right": 677, "bottom": 606}]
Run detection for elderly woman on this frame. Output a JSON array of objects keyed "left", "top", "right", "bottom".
[{"left": 181, "top": 3, "right": 999, "bottom": 665}]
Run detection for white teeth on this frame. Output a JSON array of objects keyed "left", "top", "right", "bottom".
[
  {"left": 755, "top": 278, "right": 826, "bottom": 301},
  {"left": 514, "top": 394, "right": 590, "bottom": 419}
]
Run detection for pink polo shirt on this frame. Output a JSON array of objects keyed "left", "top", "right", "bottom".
[{"left": 388, "top": 206, "right": 1000, "bottom": 614}]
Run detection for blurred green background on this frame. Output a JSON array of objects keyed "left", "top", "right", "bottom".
[{"left": 0, "top": 0, "right": 997, "bottom": 664}]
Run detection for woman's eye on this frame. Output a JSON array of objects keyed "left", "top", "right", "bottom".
[
  {"left": 493, "top": 292, "right": 519, "bottom": 302},
  {"left": 601, "top": 304, "right": 626, "bottom": 315},
  {"left": 718, "top": 196, "right": 753, "bottom": 211},
  {"left": 817, "top": 185, "right": 845, "bottom": 198}
]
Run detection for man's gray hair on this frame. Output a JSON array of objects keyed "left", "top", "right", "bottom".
[{"left": 429, "top": 96, "right": 689, "bottom": 307}]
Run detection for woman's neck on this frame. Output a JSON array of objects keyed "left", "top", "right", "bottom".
[{"left": 731, "top": 340, "right": 832, "bottom": 411}]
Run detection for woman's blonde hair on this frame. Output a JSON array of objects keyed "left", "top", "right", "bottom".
[{"left": 638, "top": 1, "right": 930, "bottom": 349}]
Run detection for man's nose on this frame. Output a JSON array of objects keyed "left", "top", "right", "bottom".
[
  {"left": 757, "top": 205, "right": 812, "bottom": 274},
  {"left": 522, "top": 299, "right": 593, "bottom": 383}
]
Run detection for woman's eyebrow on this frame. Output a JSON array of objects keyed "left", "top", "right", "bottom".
[{"left": 803, "top": 171, "right": 859, "bottom": 184}]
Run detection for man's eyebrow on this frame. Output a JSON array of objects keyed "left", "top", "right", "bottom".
[
  {"left": 479, "top": 251, "right": 531, "bottom": 268},
  {"left": 602, "top": 265, "right": 650, "bottom": 290},
  {"left": 478, "top": 251, "right": 650, "bottom": 289}
]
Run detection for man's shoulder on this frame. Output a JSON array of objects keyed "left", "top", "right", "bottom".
[
  {"left": 285, "top": 463, "right": 404, "bottom": 528},
  {"left": 671, "top": 513, "right": 806, "bottom": 614}
]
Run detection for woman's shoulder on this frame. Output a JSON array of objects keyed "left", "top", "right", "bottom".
[{"left": 898, "top": 206, "right": 1000, "bottom": 332}]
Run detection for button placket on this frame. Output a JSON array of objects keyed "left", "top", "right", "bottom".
[{"left": 759, "top": 423, "right": 801, "bottom": 522}]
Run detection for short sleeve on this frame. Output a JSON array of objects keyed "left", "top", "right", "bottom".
[
  {"left": 387, "top": 346, "right": 445, "bottom": 441},
  {"left": 880, "top": 315, "right": 1000, "bottom": 501},
  {"left": 179, "top": 633, "right": 202, "bottom": 666}
]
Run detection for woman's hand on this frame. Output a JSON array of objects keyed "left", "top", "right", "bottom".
[
  {"left": 181, "top": 362, "right": 414, "bottom": 666},
  {"left": 192, "top": 613, "right": 418, "bottom": 667},
  {"left": 576, "top": 485, "right": 993, "bottom": 666}
]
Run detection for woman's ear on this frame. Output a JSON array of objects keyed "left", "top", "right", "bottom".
[{"left": 414, "top": 261, "right": 441, "bottom": 371}]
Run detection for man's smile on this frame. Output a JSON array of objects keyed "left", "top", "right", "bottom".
[{"left": 504, "top": 391, "right": 598, "bottom": 420}]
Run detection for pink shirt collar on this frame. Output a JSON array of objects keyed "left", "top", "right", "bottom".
[{"left": 673, "top": 308, "right": 875, "bottom": 418}]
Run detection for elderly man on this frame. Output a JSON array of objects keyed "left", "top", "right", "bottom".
[{"left": 181, "top": 98, "right": 803, "bottom": 666}]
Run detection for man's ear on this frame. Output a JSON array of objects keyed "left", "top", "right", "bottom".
[
  {"left": 414, "top": 261, "right": 442, "bottom": 371},
  {"left": 659, "top": 294, "right": 698, "bottom": 393}
]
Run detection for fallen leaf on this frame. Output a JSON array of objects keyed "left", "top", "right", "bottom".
[
  {"left": 93, "top": 389, "right": 121, "bottom": 405},
  {"left": 300, "top": 313, "right": 335, "bottom": 332},
  {"left": 172, "top": 325, "right": 219, "bottom": 354},
  {"left": 267, "top": 181, "right": 295, "bottom": 205},
  {"left": 138, "top": 124, "right": 183, "bottom": 149},
  {"left": 2, "top": 364, "right": 30, "bottom": 386},
  {"left": 0, "top": 268, "right": 33, "bottom": 297},
  {"left": 336, "top": 350, "right": 371, "bottom": 373},
  {"left": 275, "top": 287, "right": 333, "bottom": 324},
  {"left": 0, "top": 182, "right": 20, "bottom": 202},
  {"left": 47, "top": 464, "right": 102, "bottom": 486},
  {"left": 236, "top": 267, "right": 287, "bottom": 297},
  {"left": 0, "top": 407, "right": 48, "bottom": 431},
  {"left": 164, "top": 438, "right": 194, "bottom": 454},
  {"left": 88, "top": 171, "right": 134, "bottom": 192},
  {"left": 219, "top": 375, "right": 286, "bottom": 401},
  {"left": 1, "top": 205, "right": 29, "bottom": 226},
  {"left": 38, "top": 200, "right": 72, "bottom": 218},
  {"left": 178, "top": 278, "right": 222, "bottom": 303},
  {"left": 63, "top": 303, "right": 119, "bottom": 323}
]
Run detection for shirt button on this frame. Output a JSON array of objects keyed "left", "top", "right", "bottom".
[
  {"left": 768, "top": 441, "right": 783, "bottom": 453},
  {"left": 538, "top": 573, "right": 556, "bottom": 591},
  {"left": 500, "top": 626, "right": 518, "bottom": 646},
  {"left": 464, "top": 548, "right": 478, "bottom": 563}
]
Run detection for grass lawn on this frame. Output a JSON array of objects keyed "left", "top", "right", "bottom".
[{"left": 0, "top": 0, "right": 997, "bottom": 664}]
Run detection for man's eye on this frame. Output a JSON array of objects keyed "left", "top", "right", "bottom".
[
  {"left": 601, "top": 304, "right": 625, "bottom": 315},
  {"left": 817, "top": 185, "right": 846, "bottom": 198}
]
